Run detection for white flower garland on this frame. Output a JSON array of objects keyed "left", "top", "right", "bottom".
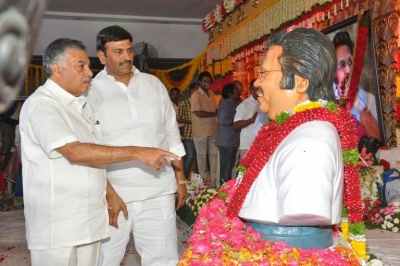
[
  {"left": 223, "top": 0, "right": 236, "bottom": 13},
  {"left": 206, "top": 0, "right": 335, "bottom": 65}
]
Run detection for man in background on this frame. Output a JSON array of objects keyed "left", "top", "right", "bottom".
[
  {"left": 86, "top": 25, "right": 186, "bottom": 266},
  {"left": 170, "top": 87, "right": 184, "bottom": 138},
  {"left": 170, "top": 87, "right": 181, "bottom": 108},
  {"left": 233, "top": 78, "right": 259, "bottom": 158},
  {"left": 216, "top": 83, "right": 241, "bottom": 185},
  {"left": 177, "top": 83, "right": 199, "bottom": 178},
  {"left": 191, "top": 71, "right": 218, "bottom": 187}
]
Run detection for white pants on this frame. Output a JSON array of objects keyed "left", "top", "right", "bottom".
[
  {"left": 193, "top": 135, "right": 219, "bottom": 187},
  {"left": 98, "top": 194, "right": 178, "bottom": 266},
  {"left": 30, "top": 240, "right": 100, "bottom": 266}
]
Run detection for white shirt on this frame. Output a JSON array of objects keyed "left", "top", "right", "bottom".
[
  {"left": 20, "top": 79, "right": 109, "bottom": 250},
  {"left": 233, "top": 96, "right": 259, "bottom": 150},
  {"left": 86, "top": 67, "right": 185, "bottom": 202},
  {"left": 239, "top": 121, "right": 344, "bottom": 225}
]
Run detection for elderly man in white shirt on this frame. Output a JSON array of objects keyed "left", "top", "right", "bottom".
[
  {"left": 86, "top": 25, "right": 186, "bottom": 266},
  {"left": 20, "top": 38, "right": 180, "bottom": 266},
  {"left": 233, "top": 78, "right": 260, "bottom": 158}
]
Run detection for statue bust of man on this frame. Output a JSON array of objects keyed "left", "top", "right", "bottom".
[{"left": 238, "top": 28, "right": 343, "bottom": 249}]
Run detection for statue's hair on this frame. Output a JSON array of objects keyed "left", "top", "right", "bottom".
[{"left": 267, "top": 28, "right": 337, "bottom": 101}]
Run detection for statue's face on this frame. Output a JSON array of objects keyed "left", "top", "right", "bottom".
[
  {"left": 335, "top": 44, "right": 352, "bottom": 97},
  {"left": 254, "top": 46, "right": 307, "bottom": 119}
]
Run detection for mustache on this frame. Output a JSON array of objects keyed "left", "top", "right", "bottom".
[{"left": 120, "top": 60, "right": 132, "bottom": 65}]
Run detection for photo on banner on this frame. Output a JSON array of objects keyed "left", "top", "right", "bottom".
[{"left": 322, "top": 10, "right": 385, "bottom": 143}]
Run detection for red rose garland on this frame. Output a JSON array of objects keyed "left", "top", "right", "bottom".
[
  {"left": 346, "top": 24, "right": 369, "bottom": 110},
  {"left": 227, "top": 105, "right": 359, "bottom": 219}
]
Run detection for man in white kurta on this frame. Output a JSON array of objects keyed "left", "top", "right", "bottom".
[
  {"left": 88, "top": 66, "right": 185, "bottom": 266},
  {"left": 20, "top": 38, "right": 180, "bottom": 266},
  {"left": 21, "top": 78, "right": 109, "bottom": 251},
  {"left": 86, "top": 24, "right": 186, "bottom": 266},
  {"left": 88, "top": 67, "right": 184, "bottom": 203},
  {"left": 233, "top": 79, "right": 260, "bottom": 158}
]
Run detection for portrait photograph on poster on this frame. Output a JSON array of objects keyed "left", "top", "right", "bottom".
[{"left": 322, "top": 10, "right": 385, "bottom": 144}]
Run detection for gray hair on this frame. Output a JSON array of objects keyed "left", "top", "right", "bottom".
[
  {"left": 267, "top": 28, "right": 337, "bottom": 101},
  {"left": 43, "top": 38, "right": 87, "bottom": 78}
]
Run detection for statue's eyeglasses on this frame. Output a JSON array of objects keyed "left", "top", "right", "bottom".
[{"left": 257, "top": 69, "right": 281, "bottom": 79}]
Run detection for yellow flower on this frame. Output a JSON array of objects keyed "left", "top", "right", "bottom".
[
  {"left": 350, "top": 240, "right": 367, "bottom": 259},
  {"left": 341, "top": 221, "right": 349, "bottom": 241},
  {"left": 292, "top": 101, "right": 322, "bottom": 114}
]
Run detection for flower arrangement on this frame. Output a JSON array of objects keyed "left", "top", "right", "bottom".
[
  {"left": 179, "top": 180, "right": 360, "bottom": 265},
  {"left": 364, "top": 200, "right": 400, "bottom": 233},
  {"left": 186, "top": 186, "right": 217, "bottom": 216},
  {"left": 179, "top": 101, "right": 365, "bottom": 265},
  {"left": 186, "top": 172, "right": 203, "bottom": 194},
  {"left": 186, "top": 173, "right": 218, "bottom": 216}
]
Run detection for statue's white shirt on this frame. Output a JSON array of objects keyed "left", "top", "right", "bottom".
[{"left": 239, "top": 120, "right": 344, "bottom": 225}]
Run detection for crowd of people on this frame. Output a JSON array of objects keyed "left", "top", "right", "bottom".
[{"left": 0, "top": 22, "right": 378, "bottom": 265}]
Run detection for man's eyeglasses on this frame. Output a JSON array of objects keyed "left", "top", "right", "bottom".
[
  {"left": 257, "top": 69, "right": 281, "bottom": 79},
  {"left": 337, "top": 59, "right": 352, "bottom": 70}
]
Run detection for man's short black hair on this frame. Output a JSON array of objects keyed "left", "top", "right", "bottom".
[
  {"left": 170, "top": 87, "right": 180, "bottom": 94},
  {"left": 198, "top": 71, "right": 213, "bottom": 83},
  {"left": 96, "top": 25, "right": 133, "bottom": 54},
  {"left": 221, "top": 83, "right": 235, "bottom": 99},
  {"left": 332, "top": 31, "right": 354, "bottom": 55},
  {"left": 189, "top": 83, "right": 198, "bottom": 91}
]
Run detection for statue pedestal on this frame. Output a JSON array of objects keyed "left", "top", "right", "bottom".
[{"left": 247, "top": 222, "right": 333, "bottom": 250}]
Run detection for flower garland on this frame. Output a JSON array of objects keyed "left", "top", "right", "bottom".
[
  {"left": 203, "top": 0, "right": 244, "bottom": 31},
  {"left": 345, "top": 17, "right": 369, "bottom": 110},
  {"left": 179, "top": 102, "right": 367, "bottom": 264},
  {"left": 149, "top": 56, "right": 202, "bottom": 93}
]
